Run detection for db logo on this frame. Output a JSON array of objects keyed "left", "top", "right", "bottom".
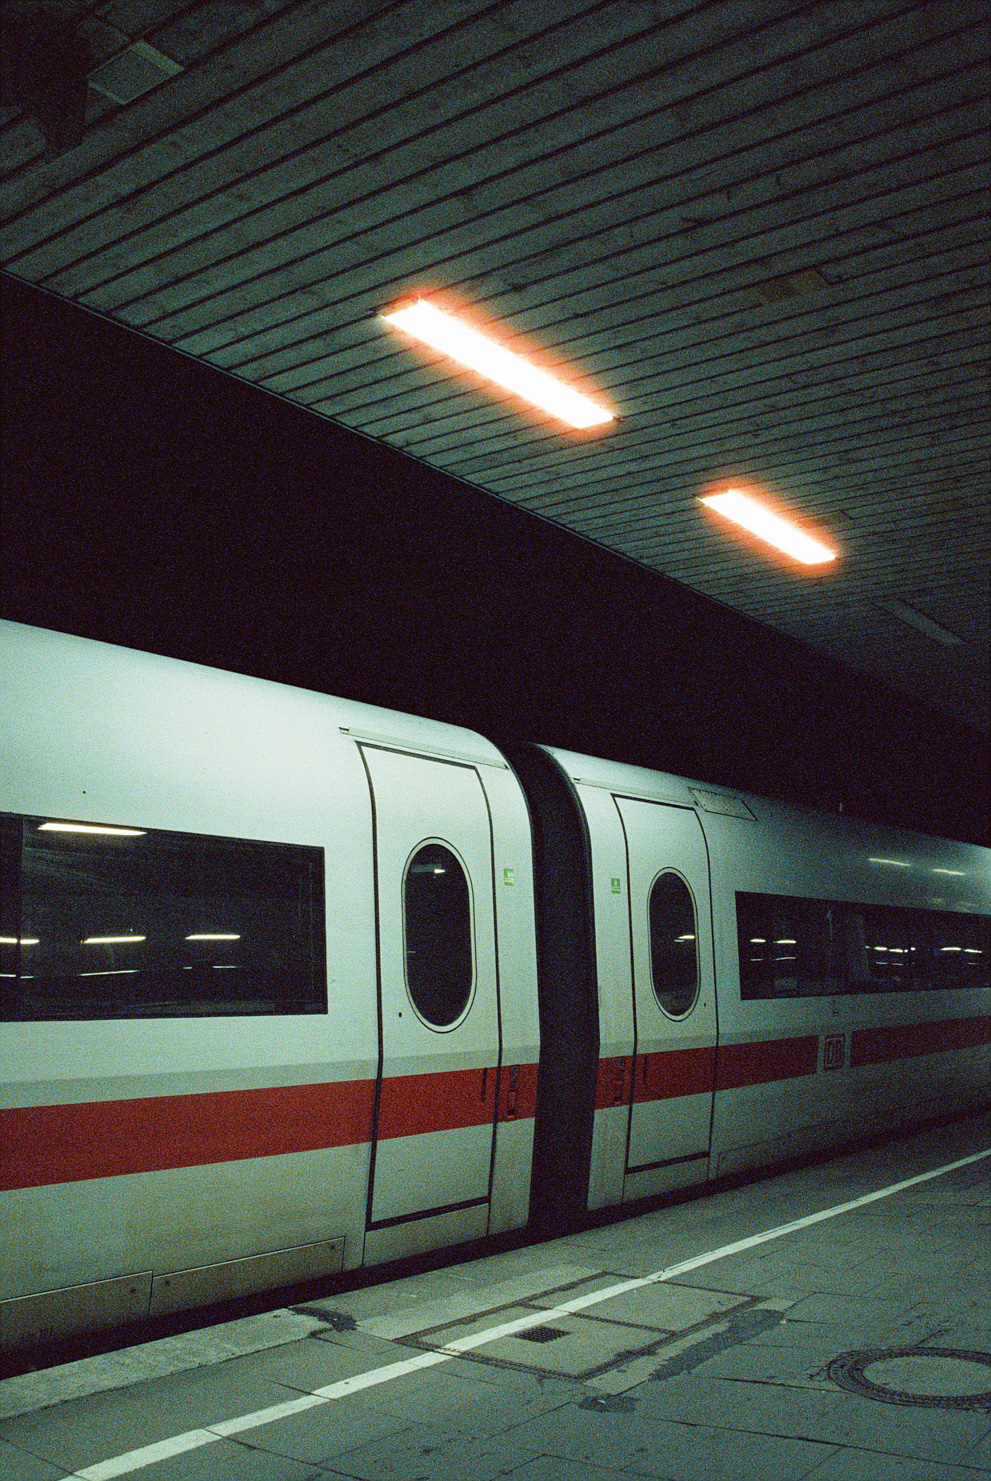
[{"left": 823, "top": 1033, "right": 846, "bottom": 1071}]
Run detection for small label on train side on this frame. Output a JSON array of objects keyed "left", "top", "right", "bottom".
[
  {"left": 503, "top": 868, "right": 515, "bottom": 885},
  {"left": 823, "top": 1033, "right": 847, "bottom": 1071}
]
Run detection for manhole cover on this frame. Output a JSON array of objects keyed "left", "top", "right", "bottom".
[
  {"left": 517, "top": 1325, "right": 568, "bottom": 1344},
  {"left": 826, "top": 1348, "right": 991, "bottom": 1411}
]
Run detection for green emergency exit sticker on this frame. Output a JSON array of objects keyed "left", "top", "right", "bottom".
[
  {"left": 611, "top": 877, "right": 621, "bottom": 893},
  {"left": 504, "top": 868, "right": 515, "bottom": 885}
]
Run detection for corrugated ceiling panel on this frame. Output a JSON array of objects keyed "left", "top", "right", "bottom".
[{"left": 2, "top": 0, "right": 987, "bottom": 728}]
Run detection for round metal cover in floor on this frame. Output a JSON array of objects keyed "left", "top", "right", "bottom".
[{"left": 826, "top": 1348, "right": 991, "bottom": 1411}]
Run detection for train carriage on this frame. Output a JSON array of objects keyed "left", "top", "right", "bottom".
[{"left": 1, "top": 621, "right": 988, "bottom": 1351}]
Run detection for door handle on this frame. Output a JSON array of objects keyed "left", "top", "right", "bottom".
[{"left": 505, "top": 1064, "right": 519, "bottom": 1119}]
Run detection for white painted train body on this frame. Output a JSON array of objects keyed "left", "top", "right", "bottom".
[{"left": 1, "top": 622, "right": 988, "bottom": 1351}]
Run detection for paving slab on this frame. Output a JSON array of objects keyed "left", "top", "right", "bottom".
[
  {"left": 491, "top": 1394, "right": 835, "bottom": 1481},
  {"left": 814, "top": 1387, "right": 991, "bottom": 1467},
  {"left": 0, "top": 1309, "right": 327, "bottom": 1421},
  {"left": 803, "top": 1446, "right": 991, "bottom": 1480},
  {"left": 359, "top": 1363, "right": 572, "bottom": 1435},
  {"left": 0, "top": 1363, "right": 288, "bottom": 1472},
  {"left": 213, "top": 1391, "right": 419, "bottom": 1469},
  {"left": 108, "top": 1435, "right": 332, "bottom": 1479},
  {"left": 0, "top": 1436, "right": 67, "bottom": 1481},
  {"left": 346, "top": 1264, "right": 601, "bottom": 1340},
  {"left": 529, "top": 1278, "right": 751, "bottom": 1332}
]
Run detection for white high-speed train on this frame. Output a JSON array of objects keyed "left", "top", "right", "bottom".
[{"left": 1, "top": 620, "right": 988, "bottom": 1352}]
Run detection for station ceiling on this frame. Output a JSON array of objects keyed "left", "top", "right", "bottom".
[{"left": 2, "top": 0, "right": 988, "bottom": 731}]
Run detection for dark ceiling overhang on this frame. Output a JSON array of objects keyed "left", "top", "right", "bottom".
[{"left": 2, "top": 0, "right": 987, "bottom": 730}]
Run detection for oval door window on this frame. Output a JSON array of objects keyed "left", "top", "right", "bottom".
[
  {"left": 648, "top": 871, "right": 700, "bottom": 1017},
  {"left": 403, "top": 842, "right": 474, "bottom": 1029}
]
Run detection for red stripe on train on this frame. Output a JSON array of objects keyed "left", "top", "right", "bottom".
[
  {"left": 715, "top": 1035, "right": 819, "bottom": 1089},
  {"left": 377, "top": 1066, "right": 497, "bottom": 1139},
  {"left": 595, "top": 1037, "right": 817, "bottom": 1108},
  {"left": 0, "top": 1079, "right": 377, "bottom": 1192},
  {"left": 376, "top": 1063, "right": 538, "bottom": 1138},
  {"left": 634, "top": 1047, "right": 717, "bottom": 1103},
  {"left": 0, "top": 1062, "right": 542, "bottom": 1192},
  {"left": 851, "top": 1015, "right": 990, "bottom": 1067}
]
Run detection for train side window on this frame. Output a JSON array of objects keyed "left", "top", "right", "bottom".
[
  {"left": 736, "top": 892, "right": 844, "bottom": 998},
  {"left": 861, "top": 905, "right": 913, "bottom": 990},
  {"left": 737, "top": 891, "right": 990, "bottom": 999},
  {"left": 1, "top": 813, "right": 326, "bottom": 1020},
  {"left": 403, "top": 842, "right": 474, "bottom": 1030},
  {"left": 919, "top": 911, "right": 990, "bottom": 988},
  {"left": 648, "top": 871, "right": 699, "bottom": 1017}
]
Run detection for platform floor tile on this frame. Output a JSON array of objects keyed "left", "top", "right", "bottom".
[
  {"left": 215, "top": 1392, "right": 433, "bottom": 1470},
  {"left": 812, "top": 1388, "right": 991, "bottom": 1467},
  {"left": 0, "top": 1364, "right": 288, "bottom": 1472},
  {"left": 803, "top": 1448, "right": 991, "bottom": 1481},
  {"left": 358, "top": 1364, "right": 574, "bottom": 1436},
  {"left": 528, "top": 1278, "right": 749, "bottom": 1332},
  {"left": 481, "top": 1394, "right": 837, "bottom": 1481},
  {"left": 0, "top": 1435, "right": 68, "bottom": 1481},
  {"left": 290, "top": 1420, "right": 510, "bottom": 1481},
  {"left": 231, "top": 1329, "right": 410, "bottom": 1392},
  {"left": 94, "top": 1435, "right": 337, "bottom": 1479}
]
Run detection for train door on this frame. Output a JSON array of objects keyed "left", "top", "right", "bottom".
[
  {"left": 614, "top": 797, "right": 717, "bottom": 1193},
  {"left": 360, "top": 745, "right": 502, "bottom": 1238}
]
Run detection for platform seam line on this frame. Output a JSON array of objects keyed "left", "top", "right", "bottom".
[{"left": 67, "top": 1146, "right": 991, "bottom": 1480}]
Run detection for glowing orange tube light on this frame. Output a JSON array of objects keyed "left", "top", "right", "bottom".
[
  {"left": 699, "top": 489, "right": 837, "bottom": 565},
  {"left": 380, "top": 298, "right": 614, "bottom": 429}
]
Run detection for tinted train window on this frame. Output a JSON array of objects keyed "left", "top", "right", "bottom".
[
  {"left": 737, "top": 890, "right": 989, "bottom": 999},
  {"left": 648, "top": 872, "right": 699, "bottom": 1017},
  {"left": 0, "top": 814, "right": 325, "bottom": 1019},
  {"left": 404, "top": 842, "right": 473, "bottom": 1029},
  {"left": 907, "top": 909, "right": 989, "bottom": 986},
  {"left": 861, "top": 905, "right": 914, "bottom": 990},
  {"left": 737, "top": 892, "right": 845, "bottom": 998}
]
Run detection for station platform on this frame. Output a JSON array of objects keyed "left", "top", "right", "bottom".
[{"left": 1, "top": 1110, "right": 989, "bottom": 1481}]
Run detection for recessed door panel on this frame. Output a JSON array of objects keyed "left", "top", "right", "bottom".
[
  {"left": 614, "top": 799, "right": 717, "bottom": 1176},
  {"left": 360, "top": 746, "right": 501, "bottom": 1227}
]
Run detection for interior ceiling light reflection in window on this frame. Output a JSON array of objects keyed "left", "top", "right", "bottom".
[
  {"left": 379, "top": 298, "right": 615, "bottom": 429},
  {"left": 82, "top": 934, "right": 146, "bottom": 944},
  {"left": 699, "top": 489, "right": 837, "bottom": 565},
  {"left": 39, "top": 822, "right": 146, "bottom": 836}
]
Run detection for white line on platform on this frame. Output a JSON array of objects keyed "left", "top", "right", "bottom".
[{"left": 70, "top": 1146, "right": 990, "bottom": 1480}]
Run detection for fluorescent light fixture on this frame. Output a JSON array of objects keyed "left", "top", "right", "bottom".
[
  {"left": 40, "top": 822, "right": 145, "bottom": 836},
  {"left": 79, "top": 969, "right": 138, "bottom": 977},
  {"left": 83, "top": 934, "right": 146, "bottom": 944},
  {"left": 380, "top": 298, "right": 614, "bottom": 428},
  {"left": 186, "top": 933, "right": 241, "bottom": 941},
  {"left": 699, "top": 490, "right": 837, "bottom": 564},
  {"left": 0, "top": 936, "right": 39, "bottom": 945},
  {"left": 868, "top": 857, "right": 910, "bottom": 868}
]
